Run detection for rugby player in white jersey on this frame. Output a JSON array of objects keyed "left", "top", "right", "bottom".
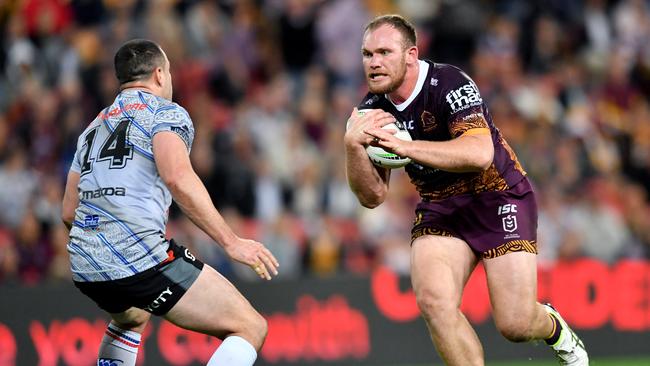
[{"left": 62, "top": 39, "right": 279, "bottom": 366}]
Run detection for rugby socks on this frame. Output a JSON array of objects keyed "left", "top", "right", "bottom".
[
  {"left": 97, "top": 323, "right": 141, "bottom": 366},
  {"left": 207, "top": 335, "right": 257, "bottom": 366},
  {"left": 544, "top": 313, "right": 562, "bottom": 346}
]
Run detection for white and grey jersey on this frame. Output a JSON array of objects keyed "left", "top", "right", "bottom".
[{"left": 68, "top": 90, "right": 194, "bottom": 282}]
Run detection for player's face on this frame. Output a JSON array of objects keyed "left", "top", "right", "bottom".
[{"left": 362, "top": 25, "right": 408, "bottom": 94}]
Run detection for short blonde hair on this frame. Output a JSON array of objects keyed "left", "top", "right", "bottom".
[{"left": 364, "top": 14, "right": 417, "bottom": 49}]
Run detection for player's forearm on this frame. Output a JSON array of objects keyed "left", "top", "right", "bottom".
[
  {"left": 345, "top": 143, "right": 389, "bottom": 208},
  {"left": 61, "top": 171, "right": 80, "bottom": 232},
  {"left": 167, "top": 171, "right": 238, "bottom": 248},
  {"left": 403, "top": 135, "right": 494, "bottom": 173}
]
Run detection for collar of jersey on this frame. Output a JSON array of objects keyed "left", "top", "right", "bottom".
[
  {"left": 387, "top": 59, "right": 429, "bottom": 112},
  {"left": 120, "top": 88, "right": 153, "bottom": 97}
]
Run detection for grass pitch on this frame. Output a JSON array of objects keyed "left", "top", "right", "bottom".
[
  {"left": 487, "top": 357, "right": 650, "bottom": 366},
  {"left": 397, "top": 357, "right": 650, "bottom": 366}
]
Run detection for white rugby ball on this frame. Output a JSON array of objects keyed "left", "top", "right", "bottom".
[
  {"left": 347, "top": 109, "right": 412, "bottom": 169},
  {"left": 366, "top": 122, "right": 412, "bottom": 168}
]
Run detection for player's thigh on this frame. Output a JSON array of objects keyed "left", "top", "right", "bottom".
[
  {"left": 411, "top": 235, "right": 478, "bottom": 311},
  {"left": 483, "top": 251, "right": 538, "bottom": 327},
  {"left": 164, "top": 264, "right": 262, "bottom": 339}
]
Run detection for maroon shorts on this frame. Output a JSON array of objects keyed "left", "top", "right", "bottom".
[{"left": 411, "top": 179, "right": 538, "bottom": 259}]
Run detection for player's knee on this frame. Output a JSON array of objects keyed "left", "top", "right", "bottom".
[
  {"left": 415, "top": 289, "right": 457, "bottom": 326},
  {"left": 256, "top": 313, "right": 268, "bottom": 344},
  {"left": 243, "top": 311, "right": 268, "bottom": 351},
  {"left": 112, "top": 312, "right": 149, "bottom": 333},
  {"left": 496, "top": 318, "right": 533, "bottom": 343}
]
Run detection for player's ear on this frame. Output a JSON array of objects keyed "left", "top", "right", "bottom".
[
  {"left": 406, "top": 45, "right": 418, "bottom": 64},
  {"left": 154, "top": 66, "right": 164, "bottom": 87}
]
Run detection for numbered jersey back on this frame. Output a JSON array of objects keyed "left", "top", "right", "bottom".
[{"left": 68, "top": 89, "right": 194, "bottom": 282}]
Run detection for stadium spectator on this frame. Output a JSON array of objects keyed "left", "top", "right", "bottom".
[{"left": 0, "top": 0, "right": 648, "bottom": 285}]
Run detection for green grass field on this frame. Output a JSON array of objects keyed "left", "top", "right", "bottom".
[
  {"left": 398, "top": 357, "right": 650, "bottom": 366},
  {"left": 486, "top": 357, "right": 650, "bottom": 366}
]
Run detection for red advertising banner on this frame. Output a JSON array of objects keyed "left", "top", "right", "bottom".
[{"left": 0, "top": 259, "right": 649, "bottom": 365}]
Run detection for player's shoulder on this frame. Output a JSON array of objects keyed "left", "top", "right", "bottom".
[
  {"left": 431, "top": 62, "right": 484, "bottom": 115},
  {"left": 153, "top": 98, "right": 191, "bottom": 123},
  {"left": 358, "top": 93, "right": 385, "bottom": 109},
  {"left": 358, "top": 89, "right": 398, "bottom": 111},
  {"left": 430, "top": 62, "right": 475, "bottom": 86},
  {"left": 80, "top": 108, "right": 106, "bottom": 135},
  {"left": 139, "top": 90, "right": 165, "bottom": 110},
  {"left": 148, "top": 94, "right": 176, "bottom": 112}
]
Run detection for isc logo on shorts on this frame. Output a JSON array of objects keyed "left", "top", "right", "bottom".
[{"left": 498, "top": 204, "right": 517, "bottom": 215}]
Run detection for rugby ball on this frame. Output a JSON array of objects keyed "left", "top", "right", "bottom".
[
  {"left": 348, "top": 109, "right": 412, "bottom": 169},
  {"left": 366, "top": 123, "right": 412, "bottom": 168}
]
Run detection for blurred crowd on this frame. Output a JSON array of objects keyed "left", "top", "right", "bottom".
[{"left": 0, "top": 0, "right": 649, "bottom": 285}]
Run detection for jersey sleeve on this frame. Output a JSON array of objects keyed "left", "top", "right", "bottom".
[
  {"left": 70, "top": 147, "right": 82, "bottom": 173},
  {"left": 357, "top": 93, "right": 383, "bottom": 111},
  {"left": 438, "top": 67, "right": 490, "bottom": 139},
  {"left": 70, "top": 127, "right": 91, "bottom": 173},
  {"left": 152, "top": 103, "right": 195, "bottom": 150}
]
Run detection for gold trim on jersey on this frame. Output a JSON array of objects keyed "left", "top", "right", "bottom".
[
  {"left": 499, "top": 135, "right": 526, "bottom": 175},
  {"left": 460, "top": 127, "right": 490, "bottom": 136},
  {"left": 415, "top": 164, "right": 510, "bottom": 201},
  {"left": 449, "top": 113, "right": 489, "bottom": 138}
]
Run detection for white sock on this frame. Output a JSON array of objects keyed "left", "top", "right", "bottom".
[
  {"left": 207, "top": 335, "right": 257, "bottom": 366},
  {"left": 97, "top": 323, "right": 141, "bottom": 366}
]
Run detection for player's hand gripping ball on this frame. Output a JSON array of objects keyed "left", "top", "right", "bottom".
[{"left": 347, "top": 109, "right": 412, "bottom": 169}]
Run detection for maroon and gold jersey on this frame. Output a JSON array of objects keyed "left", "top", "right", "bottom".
[{"left": 358, "top": 60, "right": 526, "bottom": 201}]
